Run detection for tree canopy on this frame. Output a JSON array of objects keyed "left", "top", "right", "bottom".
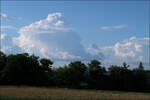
[{"left": 0, "top": 51, "right": 149, "bottom": 92}]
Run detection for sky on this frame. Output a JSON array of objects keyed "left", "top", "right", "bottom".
[{"left": 0, "top": 1, "right": 150, "bottom": 69}]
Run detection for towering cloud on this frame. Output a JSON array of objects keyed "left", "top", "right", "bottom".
[
  {"left": 1, "top": 12, "right": 149, "bottom": 68},
  {"left": 13, "top": 13, "right": 97, "bottom": 61}
]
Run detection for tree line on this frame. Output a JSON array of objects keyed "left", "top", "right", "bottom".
[{"left": 0, "top": 51, "right": 150, "bottom": 92}]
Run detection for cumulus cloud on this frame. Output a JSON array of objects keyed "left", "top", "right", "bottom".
[
  {"left": 100, "top": 24, "right": 127, "bottom": 30},
  {"left": 0, "top": 13, "right": 11, "bottom": 21},
  {"left": 100, "top": 37, "right": 149, "bottom": 68},
  {"left": 1, "top": 33, "right": 21, "bottom": 54},
  {"left": 88, "top": 44, "right": 104, "bottom": 56},
  {"left": 88, "top": 37, "right": 149, "bottom": 68},
  {"left": 13, "top": 12, "right": 101, "bottom": 61},
  {"left": 2, "top": 12, "right": 148, "bottom": 68}
]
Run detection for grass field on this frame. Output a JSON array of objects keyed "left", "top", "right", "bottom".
[{"left": 0, "top": 86, "right": 150, "bottom": 100}]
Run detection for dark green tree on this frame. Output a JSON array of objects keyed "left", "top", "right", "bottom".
[
  {"left": 122, "top": 62, "right": 130, "bottom": 69},
  {"left": 0, "top": 51, "right": 7, "bottom": 71},
  {"left": 52, "top": 66, "right": 69, "bottom": 87},
  {"left": 53, "top": 61, "right": 87, "bottom": 88},
  {"left": 40, "top": 58, "right": 53, "bottom": 86},
  {"left": 108, "top": 63, "right": 133, "bottom": 90},
  {"left": 1, "top": 53, "right": 48, "bottom": 85},
  {"left": 138, "top": 62, "right": 144, "bottom": 71},
  {"left": 88, "top": 60, "right": 106, "bottom": 89},
  {"left": 40, "top": 58, "right": 53, "bottom": 72},
  {"left": 0, "top": 51, "right": 7, "bottom": 83},
  {"left": 67, "top": 61, "right": 87, "bottom": 88},
  {"left": 132, "top": 62, "right": 147, "bottom": 90}
]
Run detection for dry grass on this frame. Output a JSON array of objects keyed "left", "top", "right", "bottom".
[{"left": 0, "top": 86, "right": 150, "bottom": 100}]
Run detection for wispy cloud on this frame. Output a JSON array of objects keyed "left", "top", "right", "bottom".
[
  {"left": 1, "top": 34, "right": 7, "bottom": 39},
  {"left": 100, "top": 24, "right": 127, "bottom": 30},
  {"left": 1, "top": 25, "right": 17, "bottom": 30},
  {"left": 0, "top": 13, "right": 12, "bottom": 21}
]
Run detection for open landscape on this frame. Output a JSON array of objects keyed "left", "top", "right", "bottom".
[
  {"left": 0, "top": 86, "right": 150, "bottom": 100},
  {"left": 1, "top": 1, "right": 150, "bottom": 100}
]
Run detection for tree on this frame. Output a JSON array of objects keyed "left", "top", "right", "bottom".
[
  {"left": 132, "top": 63, "right": 147, "bottom": 90},
  {"left": 53, "top": 61, "right": 87, "bottom": 88},
  {"left": 108, "top": 63, "right": 133, "bottom": 90},
  {"left": 0, "top": 51, "right": 7, "bottom": 83},
  {"left": 120, "top": 62, "right": 133, "bottom": 90},
  {"left": 138, "top": 62, "right": 144, "bottom": 71},
  {"left": 122, "top": 62, "right": 130, "bottom": 69},
  {"left": 88, "top": 60, "right": 106, "bottom": 89},
  {"left": 40, "top": 58, "right": 53, "bottom": 86},
  {"left": 52, "top": 66, "right": 69, "bottom": 87},
  {"left": 108, "top": 65, "right": 122, "bottom": 90},
  {"left": 0, "top": 51, "right": 149, "bottom": 91},
  {"left": 1, "top": 53, "right": 29, "bottom": 85},
  {"left": 1, "top": 53, "right": 48, "bottom": 85},
  {"left": 0, "top": 51, "right": 7, "bottom": 71},
  {"left": 66, "top": 61, "right": 87, "bottom": 88},
  {"left": 40, "top": 58, "right": 53, "bottom": 72}
]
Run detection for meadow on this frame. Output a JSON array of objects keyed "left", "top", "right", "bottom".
[{"left": 0, "top": 86, "right": 150, "bottom": 100}]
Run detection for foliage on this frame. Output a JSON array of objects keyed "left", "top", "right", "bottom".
[
  {"left": 88, "top": 60, "right": 107, "bottom": 89},
  {"left": 0, "top": 51, "right": 149, "bottom": 92},
  {"left": 0, "top": 51, "right": 7, "bottom": 83}
]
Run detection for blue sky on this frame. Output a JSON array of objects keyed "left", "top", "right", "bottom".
[{"left": 1, "top": 1, "right": 150, "bottom": 69}]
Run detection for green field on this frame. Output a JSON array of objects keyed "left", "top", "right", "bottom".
[{"left": 0, "top": 86, "right": 150, "bottom": 100}]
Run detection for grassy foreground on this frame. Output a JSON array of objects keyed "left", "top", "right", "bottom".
[{"left": 0, "top": 86, "right": 150, "bottom": 100}]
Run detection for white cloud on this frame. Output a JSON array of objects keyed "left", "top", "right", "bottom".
[
  {"left": 1, "top": 33, "right": 21, "bottom": 54},
  {"left": 113, "top": 24, "right": 127, "bottom": 29},
  {"left": 2, "top": 12, "right": 148, "bottom": 68},
  {"left": 13, "top": 12, "right": 96, "bottom": 61},
  {"left": 1, "top": 34, "right": 6, "bottom": 39},
  {"left": 100, "top": 26, "right": 112, "bottom": 30},
  {"left": 100, "top": 36, "right": 150, "bottom": 68},
  {"left": 0, "top": 13, "right": 11, "bottom": 21},
  {"left": 0, "top": 25, "right": 17, "bottom": 30},
  {"left": 113, "top": 42, "right": 136, "bottom": 57},
  {"left": 87, "top": 44, "right": 105, "bottom": 60},
  {"left": 101, "top": 37, "right": 149, "bottom": 58},
  {"left": 88, "top": 44, "right": 101, "bottom": 55},
  {"left": 54, "top": 20, "right": 64, "bottom": 26},
  {"left": 100, "top": 24, "right": 127, "bottom": 30},
  {"left": 88, "top": 37, "right": 149, "bottom": 69}
]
